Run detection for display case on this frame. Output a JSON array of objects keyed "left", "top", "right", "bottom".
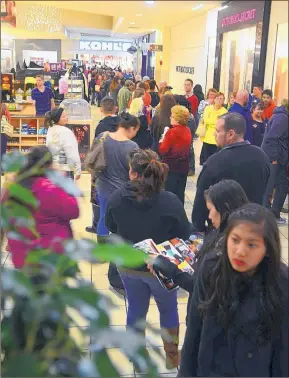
[
  {"left": 65, "top": 79, "right": 84, "bottom": 100},
  {"left": 60, "top": 98, "right": 91, "bottom": 120}
]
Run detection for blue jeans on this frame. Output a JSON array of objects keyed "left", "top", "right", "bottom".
[
  {"left": 119, "top": 270, "right": 179, "bottom": 331},
  {"left": 96, "top": 194, "right": 109, "bottom": 236},
  {"left": 189, "top": 141, "right": 195, "bottom": 171}
]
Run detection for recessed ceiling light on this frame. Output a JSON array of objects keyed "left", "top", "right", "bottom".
[
  {"left": 192, "top": 4, "right": 203, "bottom": 10},
  {"left": 130, "top": 21, "right": 136, "bottom": 25},
  {"left": 145, "top": 1, "right": 155, "bottom": 4}
]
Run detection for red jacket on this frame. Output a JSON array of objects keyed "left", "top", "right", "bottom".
[
  {"left": 159, "top": 125, "right": 192, "bottom": 174},
  {"left": 186, "top": 94, "right": 198, "bottom": 117},
  {"left": 8, "top": 177, "right": 79, "bottom": 268},
  {"left": 262, "top": 101, "right": 276, "bottom": 121}
]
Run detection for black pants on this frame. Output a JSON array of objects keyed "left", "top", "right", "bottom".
[
  {"left": 199, "top": 144, "right": 205, "bottom": 166},
  {"left": 203, "top": 142, "right": 218, "bottom": 162},
  {"left": 165, "top": 171, "right": 187, "bottom": 205},
  {"left": 263, "top": 163, "right": 288, "bottom": 218},
  {"left": 92, "top": 204, "right": 100, "bottom": 231}
]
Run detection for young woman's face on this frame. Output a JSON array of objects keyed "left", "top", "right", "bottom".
[
  {"left": 59, "top": 111, "right": 68, "bottom": 125},
  {"left": 208, "top": 91, "right": 216, "bottom": 103},
  {"left": 227, "top": 222, "right": 266, "bottom": 274},
  {"left": 206, "top": 200, "right": 221, "bottom": 229},
  {"left": 252, "top": 106, "right": 263, "bottom": 118},
  {"left": 229, "top": 94, "right": 235, "bottom": 105},
  {"left": 127, "top": 126, "right": 140, "bottom": 140}
]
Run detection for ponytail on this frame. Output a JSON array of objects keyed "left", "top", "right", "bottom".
[
  {"left": 128, "top": 149, "right": 168, "bottom": 199},
  {"left": 44, "top": 107, "right": 64, "bottom": 128}
]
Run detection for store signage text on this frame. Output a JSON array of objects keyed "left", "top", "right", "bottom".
[
  {"left": 221, "top": 8, "right": 256, "bottom": 27},
  {"left": 80, "top": 41, "right": 132, "bottom": 52},
  {"left": 176, "top": 66, "right": 194, "bottom": 74}
]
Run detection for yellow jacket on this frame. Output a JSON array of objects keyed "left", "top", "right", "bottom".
[{"left": 203, "top": 105, "right": 228, "bottom": 145}]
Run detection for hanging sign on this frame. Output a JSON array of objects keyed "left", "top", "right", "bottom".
[{"left": 176, "top": 66, "right": 194, "bottom": 74}]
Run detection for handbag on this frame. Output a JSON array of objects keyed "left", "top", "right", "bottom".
[
  {"left": 195, "top": 118, "right": 206, "bottom": 138},
  {"left": 84, "top": 131, "right": 109, "bottom": 177}
]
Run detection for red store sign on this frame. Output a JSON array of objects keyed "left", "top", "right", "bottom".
[{"left": 221, "top": 8, "right": 256, "bottom": 27}]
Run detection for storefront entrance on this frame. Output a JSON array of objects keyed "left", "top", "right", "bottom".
[{"left": 220, "top": 26, "right": 256, "bottom": 99}]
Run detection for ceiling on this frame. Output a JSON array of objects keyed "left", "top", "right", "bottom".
[{"left": 20, "top": 0, "right": 220, "bottom": 38}]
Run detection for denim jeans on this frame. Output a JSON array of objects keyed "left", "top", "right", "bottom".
[
  {"left": 96, "top": 194, "right": 109, "bottom": 236},
  {"left": 189, "top": 141, "right": 195, "bottom": 171},
  {"left": 263, "top": 163, "right": 288, "bottom": 218},
  {"left": 119, "top": 270, "right": 179, "bottom": 331}
]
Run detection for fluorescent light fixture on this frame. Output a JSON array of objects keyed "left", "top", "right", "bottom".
[
  {"left": 145, "top": 1, "right": 155, "bottom": 4},
  {"left": 217, "top": 4, "right": 228, "bottom": 10},
  {"left": 192, "top": 4, "right": 203, "bottom": 10}
]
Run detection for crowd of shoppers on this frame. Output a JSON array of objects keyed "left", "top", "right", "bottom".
[{"left": 2, "top": 68, "right": 288, "bottom": 376}]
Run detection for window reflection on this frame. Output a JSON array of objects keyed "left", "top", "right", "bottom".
[{"left": 220, "top": 26, "right": 256, "bottom": 99}]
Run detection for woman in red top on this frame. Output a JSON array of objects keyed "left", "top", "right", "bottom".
[
  {"left": 159, "top": 105, "right": 192, "bottom": 205},
  {"left": 137, "top": 82, "right": 152, "bottom": 124}
]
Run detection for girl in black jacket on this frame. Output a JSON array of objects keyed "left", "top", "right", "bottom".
[
  {"left": 105, "top": 149, "right": 191, "bottom": 370},
  {"left": 180, "top": 203, "right": 288, "bottom": 377}
]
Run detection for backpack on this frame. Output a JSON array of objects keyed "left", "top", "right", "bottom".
[{"left": 84, "top": 132, "right": 109, "bottom": 177}]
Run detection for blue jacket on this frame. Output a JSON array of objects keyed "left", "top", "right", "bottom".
[
  {"left": 229, "top": 102, "right": 252, "bottom": 142},
  {"left": 261, "top": 105, "right": 289, "bottom": 166},
  {"left": 179, "top": 253, "right": 289, "bottom": 377}
]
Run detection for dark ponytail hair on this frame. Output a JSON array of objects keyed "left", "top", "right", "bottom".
[
  {"left": 44, "top": 107, "right": 64, "bottom": 128},
  {"left": 128, "top": 149, "right": 168, "bottom": 199},
  {"left": 119, "top": 112, "right": 140, "bottom": 130}
]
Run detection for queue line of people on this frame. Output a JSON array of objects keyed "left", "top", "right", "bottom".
[{"left": 2, "top": 73, "right": 288, "bottom": 376}]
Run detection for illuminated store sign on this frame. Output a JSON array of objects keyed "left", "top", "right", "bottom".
[
  {"left": 79, "top": 41, "right": 132, "bottom": 52},
  {"left": 221, "top": 8, "right": 256, "bottom": 27}
]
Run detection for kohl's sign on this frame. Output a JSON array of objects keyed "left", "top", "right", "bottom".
[
  {"left": 221, "top": 8, "right": 256, "bottom": 27},
  {"left": 79, "top": 41, "right": 132, "bottom": 52}
]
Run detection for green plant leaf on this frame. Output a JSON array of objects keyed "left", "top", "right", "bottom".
[
  {"left": 1, "top": 151, "right": 28, "bottom": 172},
  {"left": 92, "top": 350, "right": 120, "bottom": 377},
  {"left": 8, "top": 183, "right": 38, "bottom": 208},
  {"left": 1, "top": 268, "right": 34, "bottom": 297},
  {"left": 2, "top": 352, "right": 44, "bottom": 377}
]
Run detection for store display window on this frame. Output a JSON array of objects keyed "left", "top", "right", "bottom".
[{"left": 272, "top": 23, "right": 288, "bottom": 105}]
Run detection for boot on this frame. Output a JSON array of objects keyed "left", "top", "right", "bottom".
[{"left": 162, "top": 326, "right": 180, "bottom": 369}]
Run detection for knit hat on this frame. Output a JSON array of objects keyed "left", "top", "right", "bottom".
[{"left": 143, "top": 76, "right": 150, "bottom": 82}]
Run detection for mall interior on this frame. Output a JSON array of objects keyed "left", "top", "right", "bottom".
[{"left": 1, "top": 0, "right": 289, "bottom": 377}]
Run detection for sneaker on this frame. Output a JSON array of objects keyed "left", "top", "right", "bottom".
[
  {"left": 276, "top": 216, "right": 288, "bottom": 225},
  {"left": 281, "top": 207, "right": 289, "bottom": 214},
  {"left": 188, "top": 170, "right": 195, "bottom": 177},
  {"left": 85, "top": 226, "right": 96, "bottom": 233}
]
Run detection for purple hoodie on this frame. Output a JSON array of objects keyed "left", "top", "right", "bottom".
[{"left": 261, "top": 105, "right": 288, "bottom": 166}]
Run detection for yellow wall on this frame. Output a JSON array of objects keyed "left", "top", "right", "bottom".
[
  {"left": 168, "top": 13, "right": 208, "bottom": 93},
  {"left": 264, "top": 0, "right": 289, "bottom": 90}
]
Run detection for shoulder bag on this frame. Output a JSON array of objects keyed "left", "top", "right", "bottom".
[{"left": 84, "top": 131, "right": 109, "bottom": 177}]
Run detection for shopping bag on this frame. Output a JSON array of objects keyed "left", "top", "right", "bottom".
[
  {"left": 195, "top": 118, "right": 206, "bottom": 138},
  {"left": 84, "top": 132, "right": 109, "bottom": 177}
]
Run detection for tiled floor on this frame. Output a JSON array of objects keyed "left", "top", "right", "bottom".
[{"left": 1, "top": 107, "right": 288, "bottom": 376}]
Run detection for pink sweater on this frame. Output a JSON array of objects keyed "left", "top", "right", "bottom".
[{"left": 8, "top": 177, "right": 79, "bottom": 268}]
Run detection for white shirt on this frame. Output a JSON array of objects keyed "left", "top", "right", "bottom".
[{"left": 46, "top": 125, "right": 81, "bottom": 175}]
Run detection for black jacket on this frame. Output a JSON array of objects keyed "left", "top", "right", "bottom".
[
  {"left": 94, "top": 115, "right": 120, "bottom": 138},
  {"left": 179, "top": 252, "right": 289, "bottom": 377},
  {"left": 262, "top": 105, "right": 289, "bottom": 166},
  {"left": 132, "top": 115, "right": 152, "bottom": 149},
  {"left": 105, "top": 182, "right": 191, "bottom": 270},
  {"left": 192, "top": 141, "right": 270, "bottom": 232}
]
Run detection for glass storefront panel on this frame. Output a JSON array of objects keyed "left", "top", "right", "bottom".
[
  {"left": 272, "top": 23, "right": 288, "bottom": 105},
  {"left": 220, "top": 26, "right": 256, "bottom": 100}
]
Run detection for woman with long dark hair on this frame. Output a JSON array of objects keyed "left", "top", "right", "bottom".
[
  {"left": 6, "top": 146, "right": 79, "bottom": 269},
  {"left": 109, "top": 76, "right": 122, "bottom": 107},
  {"left": 106, "top": 149, "right": 191, "bottom": 370},
  {"left": 148, "top": 180, "right": 249, "bottom": 291},
  {"left": 180, "top": 203, "right": 288, "bottom": 377},
  {"left": 150, "top": 94, "right": 176, "bottom": 153}
]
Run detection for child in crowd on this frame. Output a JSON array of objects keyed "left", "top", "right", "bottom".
[
  {"left": 251, "top": 102, "right": 265, "bottom": 147},
  {"left": 7, "top": 146, "right": 79, "bottom": 269},
  {"left": 179, "top": 203, "right": 288, "bottom": 377},
  {"left": 105, "top": 149, "right": 191, "bottom": 369},
  {"left": 159, "top": 105, "right": 192, "bottom": 204}
]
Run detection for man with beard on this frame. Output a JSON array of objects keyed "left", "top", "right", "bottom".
[{"left": 228, "top": 89, "right": 252, "bottom": 143}]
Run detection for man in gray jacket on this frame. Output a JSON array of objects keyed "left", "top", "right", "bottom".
[{"left": 117, "top": 80, "right": 134, "bottom": 113}]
